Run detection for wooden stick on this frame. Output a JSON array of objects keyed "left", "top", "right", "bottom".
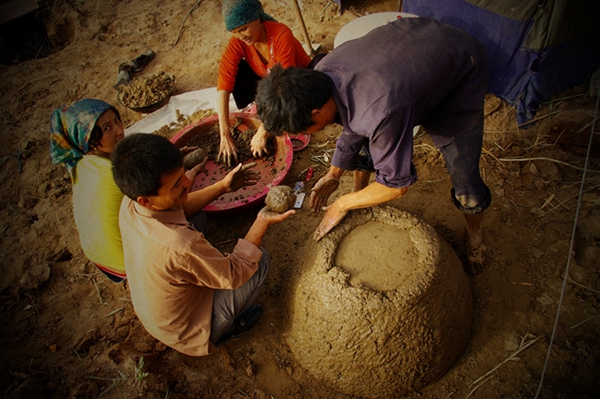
[
  {"left": 292, "top": 0, "right": 315, "bottom": 56},
  {"left": 471, "top": 335, "right": 540, "bottom": 386},
  {"left": 498, "top": 156, "right": 600, "bottom": 173},
  {"left": 518, "top": 111, "right": 561, "bottom": 127},
  {"left": 92, "top": 277, "right": 108, "bottom": 305},
  {"left": 571, "top": 314, "right": 600, "bottom": 329},
  {"left": 569, "top": 278, "right": 600, "bottom": 295},
  {"left": 540, "top": 193, "right": 555, "bottom": 209}
]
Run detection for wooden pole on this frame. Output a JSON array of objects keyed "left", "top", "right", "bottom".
[{"left": 292, "top": 0, "right": 316, "bottom": 56}]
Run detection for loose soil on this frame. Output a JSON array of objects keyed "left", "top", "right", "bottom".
[
  {"left": 118, "top": 71, "right": 176, "bottom": 109},
  {"left": 0, "top": 1, "right": 598, "bottom": 398}
]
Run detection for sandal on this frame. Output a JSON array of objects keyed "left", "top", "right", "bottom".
[
  {"left": 289, "top": 133, "right": 310, "bottom": 152},
  {"left": 113, "top": 62, "right": 133, "bottom": 90},
  {"left": 131, "top": 50, "right": 156, "bottom": 73}
]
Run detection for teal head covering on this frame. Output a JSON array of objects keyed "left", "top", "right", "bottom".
[
  {"left": 222, "top": 0, "right": 276, "bottom": 31},
  {"left": 49, "top": 99, "right": 115, "bottom": 177}
]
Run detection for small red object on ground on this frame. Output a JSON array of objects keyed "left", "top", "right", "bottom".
[{"left": 305, "top": 167, "right": 313, "bottom": 181}]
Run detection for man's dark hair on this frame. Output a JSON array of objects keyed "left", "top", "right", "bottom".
[
  {"left": 256, "top": 64, "right": 333, "bottom": 135},
  {"left": 111, "top": 133, "right": 183, "bottom": 200}
]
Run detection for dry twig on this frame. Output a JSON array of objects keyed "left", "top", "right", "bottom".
[
  {"left": 518, "top": 111, "right": 561, "bottom": 127},
  {"left": 569, "top": 278, "right": 600, "bottom": 295},
  {"left": 571, "top": 315, "right": 600, "bottom": 329},
  {"left": 498, "top": 156, "right": 599, "bottom": 173},
  {"left": 481, "top": 147, "right": 505, "bottom": 168},
  {"left": 92, "top": 277, "right": 108, "bottom": 305},
  {"left": 467, "top": 335, "right": 540, "bottom": 398}
]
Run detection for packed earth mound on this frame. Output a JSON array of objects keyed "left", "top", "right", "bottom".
[{"left": 286, "top": 206, "right": 473, "bottom": 397}]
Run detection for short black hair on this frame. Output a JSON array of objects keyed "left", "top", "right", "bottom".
[
  {"left": 111, "top": 133, "right": 183, "bottom": 200},
  {"left": 256, "top": 64, "right": 333, "bottom": 135},
  {"left": 89, "top": 107, "right": 121, "bottom": 150}
]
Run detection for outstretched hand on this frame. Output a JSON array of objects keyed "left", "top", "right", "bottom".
[
  {"left": 309, "top": 175, "right": 340, "bottom": 212},
  {"left": 218, "top": 136, "right": 239, "bottom": 167},
  {"left": 312, "top": 202, "right": 348, "bottom": 241},
  {"left": 224, "top": 162, "right": 260, "bottom": 192},
  {"left": 257, "top": 206, "right": 295, "bottom": 225}
]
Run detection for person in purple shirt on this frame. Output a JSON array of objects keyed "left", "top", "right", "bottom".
[{"left": 255, "top": 17, "right": 491, "bottom": 274}]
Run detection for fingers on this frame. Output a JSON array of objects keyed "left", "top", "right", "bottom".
[
  {"left": 241, "top": 162, "right": 257, "bottom": 171},
  {"left": 309, "top": 191, "right": 325, "bottom": 212},
  {"left": 198, "top": 156, "right": 208, "bottom": 170},
  {"left": 218, "top": 141, "right": 239, "bottom": 167},
  {"left": 312, "top": 205, "right": 347, "bottom": 241},
  {"left": 180, "top": 145, "right": 198, "bottom": 155},
  {"left": 313, "top": 220, "right": 330, "bottom": 241},
  {"left": 251, "top": 148, "right": 266, "bottom": 158},
  {"left": 232, "top": 163, "right": 243, "bottom": 172},
  {"left": 259, "top": 207, "right": 296, "bottom": 221}
]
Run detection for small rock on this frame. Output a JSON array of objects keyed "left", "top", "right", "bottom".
[
  {"left": 19, "top": 262, "right": 51, "bottom": 290},
  {"left": 537, "top": 293, "right": 554, "bottom": 306},
  {"left": 155, "top": 341, "right": 167, "bottom": 352},
  {"left": 246, "top": 362, "right": 255, "bottom": 378}
]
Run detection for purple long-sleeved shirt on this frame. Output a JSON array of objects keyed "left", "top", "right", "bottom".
[{"left": 316, "top": 17, "right": 489, "bottom": 188}]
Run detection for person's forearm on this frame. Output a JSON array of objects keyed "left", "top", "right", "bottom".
[
  {"left": 243, "top": 218, "right": 270, "bottom": 247},
  {"left": 217, "top": 90, "right": 231, "bottom": 137},
  {"left": 336, "top": 182, "right": 407, "bottom": 212},
  {"left": 327, "top": 165, "right": 345, "bottom": 180},
  {"left": 255, "top": 123, "right": 268, "bottom": 140},
  {"left": 183, "top": 181, "right": 228, "bottom": 217}
]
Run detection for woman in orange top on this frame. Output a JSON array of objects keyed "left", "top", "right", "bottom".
[{"left": 217, "top": 0, "right": 311, "bottom": 166}]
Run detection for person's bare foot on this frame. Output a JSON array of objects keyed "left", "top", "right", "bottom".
[{"left": 466, "top": 228, "right": 487, "bottom": 275}]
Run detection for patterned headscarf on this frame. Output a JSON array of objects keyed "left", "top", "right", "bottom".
[
  {"left": 49, "top": 99, "right": 114, "bottom": 177},
  {"left": 222, "top": 0, "right": 276, "bottom": 31}
]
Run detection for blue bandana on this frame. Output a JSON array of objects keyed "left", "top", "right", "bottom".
[{"left": 222, "top": 0, "right": 276, "bottom": 31}]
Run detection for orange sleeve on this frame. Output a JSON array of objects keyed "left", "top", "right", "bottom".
[
  {"left": 266, "top": 21, "right": 311, "bottom": 69},
  {"left": 217, "top": 38, "right": 247, "bottom": 92}
]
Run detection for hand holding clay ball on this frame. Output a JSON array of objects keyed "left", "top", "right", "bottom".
[
  {"left": 265, "top": 185, "right": 296, "bottom": 213},
  {"left": 183, "top": 148, "right": 207, "bottom": 169}
]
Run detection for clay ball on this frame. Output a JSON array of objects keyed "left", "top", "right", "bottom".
[
  {"left": 183, "top": 148, "right": 207, "bottom": 169},
  {"left": 265, "top": 185, "right": 296, "bottom": 213}
]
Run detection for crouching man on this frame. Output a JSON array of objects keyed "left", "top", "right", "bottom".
[{"left": 111, "top": 133, "right": 294, "bottom": 356}]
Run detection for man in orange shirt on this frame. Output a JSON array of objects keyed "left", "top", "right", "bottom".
[
  {"left": 112, "top": 133, "right": 294, "bottom": 356},
  {"left": 216, "top": 0, "right": 311, "bottom": 165}
]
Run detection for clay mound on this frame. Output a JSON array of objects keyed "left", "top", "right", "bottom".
[{"left": 286, "top": 206, "right": 473, "bottom": 398}]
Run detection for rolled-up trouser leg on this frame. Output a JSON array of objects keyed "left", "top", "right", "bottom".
[{"left": 439, "top": 117, "right": 491, "bottom": 215}]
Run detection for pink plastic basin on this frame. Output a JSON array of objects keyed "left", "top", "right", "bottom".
[{"left": 170, "top": 112, "right": 293, "bottom": 215}]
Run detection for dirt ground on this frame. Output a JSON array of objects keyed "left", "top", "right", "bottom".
[{"left": 1, "top": 0, "right": 599, "bottom": 398}]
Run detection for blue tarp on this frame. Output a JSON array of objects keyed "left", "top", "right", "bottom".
[{"left": 402, "top": 0, "right": 600, "bottom": 124}]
